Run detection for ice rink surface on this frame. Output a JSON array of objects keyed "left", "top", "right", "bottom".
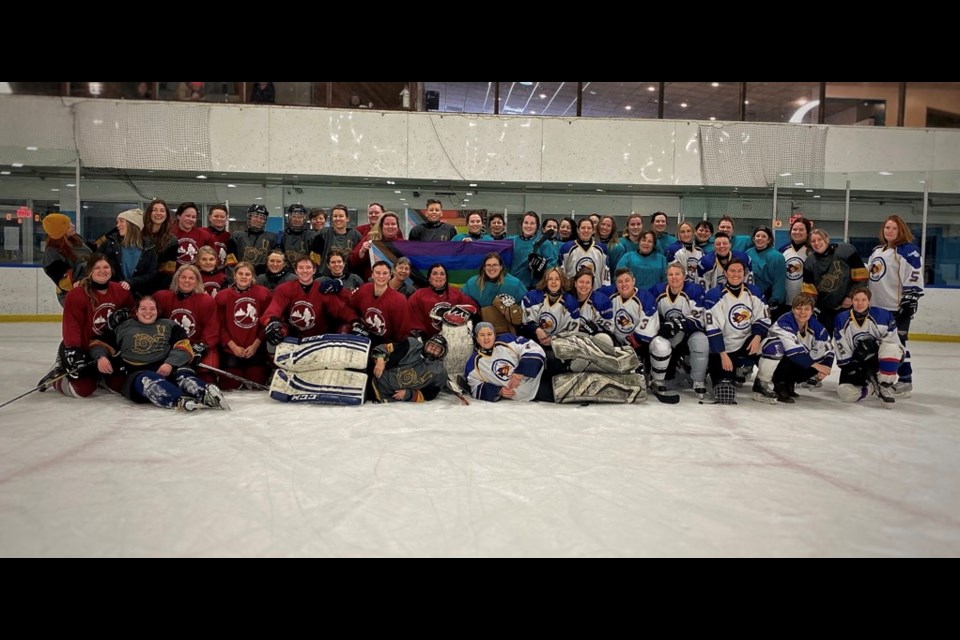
[{"left": 1, "top": 322, "right": 957, "bottom": 557}]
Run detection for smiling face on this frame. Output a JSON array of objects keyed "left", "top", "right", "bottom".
[
  {"left": 372, "top": 264, "right": 391, "bottom": 287},
  {"left": 792, "top": 303, "right": 813, "bottom": 326},
  {"left": 791, "top": 221, "right": 808, "bottom": 245},
  {"left": 718, "top": 219, "right": 734, "bottom": 235},
  {"left": 667, "top": 265, "right": 685, "bottom": 291},
  {"left": 197, "top": 253, "right": 218, "bottom": 272},
  {"left": 521, "top": 215, "right": 538, "bottom": 237},
  {"left": 468, "top": 213, "right": 484, "bottom": 234},
  {"left": 381, "top": 215, "right": 400, "bottom": 240},
  {"left": 135, "top": 298, "right": 158, "bottom": 324},
  {"left": 543, "top": 219, "right": 558, "bottom": 235},
  {"left": 677, "top": 223, "right": 693, "bottom": 243},
  {"left": 724, "top": 262, "right": 745, "bottom": 286},
  {"left": 394, "top": 261, "right": 411, "bottom": 281},
  {"left": 209, "top": 208, "right": 227, "bottom": 231},
  {"left": 429, "top": 266, "right": 447, "bottom": 289},
  {"left": 116, "top": 217, "right": 128, "bottom": 237},
  {"left": 311, "top": 214, "right": 326, "bottom": 231},
  {"left": 489, "top": 216, "right": 505, "bottom": 236},
  {"left": 578, "top": 219, "right": 594, "bottom": 242},
  {"left": 425, "top": 202, "right": 443, "bottom": 223},
  {"left": 545, "top": 269, "right": 562, "bottom": 293},
  {"left": 626, "top": 216, "right": 643, "bottom": 239},
  {"left": 883, "top": 219, "right": 899, "bottom": 245},
  {"left": 696, "top": 225, "right": 712, "bottom": 243},
  {"left": 651, "top": 214, "right": 668, "bottom": 233},
  {"left": 327, "top": 254, "right": 345, "bottom": 277},
  {"left": 810, "top": 232, "right": 828, "bottom": 254},
  {"left": 332, "top": 209, "right": 348, "bottom": 233},
  {"left": 234, "top": 265, "right": 254, "bottom": 288},
  {"left": 558, "top": 219, "right": 573, "bottom": 240},
  {"left": 295, "top": 259, "right": 315, "bottom": 284},
  {"left": 267, "top": 253, "right": 285, "bottom": 274},
  {"left": 91, "top": 258, "right": 112, "bottom": 284},
  {"left": 149, "top": 203, "right": 168, "bottom": 227},
  {"left": 177, "top": 268, "right": 198, "bottom": 293},
  {"left": 483, "top": 258, "right": 502, "bottom": 280},
  {"left": 599, "top": 217, "right": 614, "bottom": 238},
  {"left": 367, "top": 204, "right": 383, "bottom": 226},
  {"left": 639, "top": 233, "right": 656, "bottom": 255},
  {"left": 574, "top": 273, "right": 593, "bottom": 299},
  {"left": 177, "top": 207, "right": 198, "bottom": 232},
  {"left": 616, "top": 271, "right": 635, "bottom": 298},
  {"left": 753, "top": 230, "right": 770, "bottom": 251},
  {"left": 714, "top": 236, "right": 731, "bottom": 257},
  {"left": 476, "top": 326, "right": 496, "bottom": 350}
]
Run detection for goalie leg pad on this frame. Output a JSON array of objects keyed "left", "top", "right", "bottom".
[
  {"left": 273, "top": 334, "right": 372, "bottom": 372},
  {"left": 440, "top": 321, "right": 474, "bottom": 382},
  {"left": 551, "top": 332, "right": 640, "bottom": 374},
  {"left": 269, "top": 368, "right": 367, "bottom": 405},
  {"left": 552, "top": 372, "right": 647, "bottom": 404}
]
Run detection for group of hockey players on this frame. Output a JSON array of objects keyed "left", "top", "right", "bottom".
[{"left": 33, "top": 202, "right": 922, "bottom": 411}]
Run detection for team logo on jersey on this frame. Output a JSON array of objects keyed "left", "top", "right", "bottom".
[
  {"left": 538, "top": 311, "right": 559, "bottom": 334},
  {"left": 233, "top": 297, "right": 259, "bottom": 329},
  {"left": 728, "top": 303, "right": 752, "bottom": 330},
  {"left": 785, "top": 256, "right": 804, "bottom": 280},
  {"left": 869, "top": 257, "right": 887, "bottom": 282},
  {"left": 170, "top": 307, "right": 197, "bottom": 337},
  {"left": 364, "top": 308, "right": 387, "bottom": 336},
  {"left": 92, "top": 303, "right": 118, "bottom": 335},
  {"left": 575, "top": 257, "right": 597, "bottom": 275},
  {"left": 203, "top": 280, "right": 221, "bottom": 295},
  {"left": 614, "top": 308, "right": 636, "bottom": 334},
  {"left": 215, "top": 244, "right": 227, "bottom": 266},
  {"left": 492, "top": 359, "right": 514, "bottom": 381},
  {"left": 132, "top": 325, "right": 167, "bottom": 354},
  {"left": 664, "top": 309, "right": 685, "bottom": 322},
  {"left": 289, "top": 301, "right": 316, "bottom": 330},
  {"left": 686, "top": 257, "right": 698, "bottom": 279},
  {"left": 177, "top": 238, "right": 199, "bottom": 265}
]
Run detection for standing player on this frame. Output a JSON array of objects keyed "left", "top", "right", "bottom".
[
  {"left": 214, "top": 261, "right": 272, "bottom": 391},
  {"left": 780, "top": 216, "right": 812, "bottom": 312},
  {"left": 867, "top": 214, "right": 923, "bottom": 398},
  {"left": 277, "top": 203, "right": 317, "bottom": 267},
  {"left": 559, "top": 218, "right": 610, "bottom": 290},
  {"left": 227, "top": 204, "right": 278, "bottom": 275},
  {"left": 349, "top": 261, "right": 411, "bottom": 346},
  {"left": 697, "top": 232, "right": 752, "bottom": 291},
  {"left": 409, "top": 199, "right": 457, "bottom": 241},
  {"left": 172, "top": 202, "right": 214, "bottom": 268},
  {"left": 205, "top": 203, "right": 233, "bottom": 270},
  {"left": 648, "top": 264, "right": 709, "bottom": 400}
]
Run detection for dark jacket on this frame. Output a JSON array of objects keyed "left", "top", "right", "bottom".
[{"left": 93, "top": 228, "right": 159, "bottom": 297}]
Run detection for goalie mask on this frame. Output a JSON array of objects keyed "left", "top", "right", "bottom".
[
  {"left": 423, "top": 334, "right": 448, "bottom": 361},
  {"left": 247, "top": 204, "right": 269, "bottom": 232}
]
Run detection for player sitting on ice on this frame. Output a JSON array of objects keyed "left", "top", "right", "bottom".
[{"left": 369, "top": 334, "right": 449, "bottom": 402}]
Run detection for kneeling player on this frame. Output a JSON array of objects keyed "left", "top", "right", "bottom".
[
  {"left": 834, "top": 286, "right": 904, "bottom": 408},
  {"left": 752, "top": 293, "right": 834, "bottom": 404},
  {"left": 703, "top": 259, "right": 769, "bottom": 403},
  {"left": 370, "top": 334, "right": 449, "bottom": 402}
]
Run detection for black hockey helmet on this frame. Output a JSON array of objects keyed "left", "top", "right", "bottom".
[
  {"left": 247, "top": 204, "right": 269, "bottom": 231},
  {"left": 423, "top": 334, "right": 448, "bottom": 361},
  {"left": 287, "top": 203, "right": 307, "bottom": 230}
]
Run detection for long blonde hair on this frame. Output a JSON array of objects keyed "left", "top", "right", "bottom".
[
  {"left": 170, "top": 264, "right": 205, "bottom": 294},
  {"left": 368, "top": 211, "right": 400, "bottom": 242}
]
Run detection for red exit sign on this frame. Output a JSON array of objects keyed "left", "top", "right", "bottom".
[{"left": 16, "top": 207, "right": 32, "bottom": 219}]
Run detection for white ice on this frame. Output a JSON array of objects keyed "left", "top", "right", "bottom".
[{"left": 1, "top": 322, "right": 958, "bottom": 557}]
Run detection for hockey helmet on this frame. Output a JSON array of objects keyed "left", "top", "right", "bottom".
[
  {"left": 247, "top": 204, "right": 269, "bottom": 231},
  {"left": 423, "top": 334, "right": 448, "bottom": 361},
  {"left": 287, "top": 203, "right": 307, "bottom": 230}
]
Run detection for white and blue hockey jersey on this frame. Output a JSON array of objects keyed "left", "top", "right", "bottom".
[
  {"left": 703, "top": 283, "right": 769, "bottom": 353},
  {"left": 559, "top": 240, "right": 610, "bottom": 289},
  {"left": 867, "top": 243, "right": 924, "bottom": 312},
  {"left": 833, "top": 307, "right": 901, "bottom": 368},
  {"left": 649, "top": 281, "right": 706, "bottom": 333},
  {"left": 763, "top": 312, "right": 834, "bottom": 368},
  {"left": 697, "top": 251, "right": 753, "bottom": 291},
  {"left": 465, "top": 334, "right": 546, "bottom": 402},
  {"left": 602, "top": 285, "right": 660, "bottom": 347},
  {"left": 522, "top": 289, "right": 580, "bottom": 338}
]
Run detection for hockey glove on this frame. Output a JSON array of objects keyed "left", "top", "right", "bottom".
[
  {"left": 350, "top": 321, "right": 370, "bottom": 338},
  {"left": 899, "top": 292, "right": 920, "bottom": 321},
  {"left": 852, "top": 336, "right": 880, "bottom": 364},
  {"left": 579, "top": 318, "right": 604, "bottom": 335},
  {"left": 319, "top": 278, "right": 343, "bottom": 294},
  {"left": 264, "top": 319, "right": 286, "bottom": 346},
  {"left": 658, "top": 317, "right": 685, "bottom": 339},
  {"left": 107, "top": 308, "right": 131, "bottom": 332},
  {"left": 62, "top": 347, "right": 92, "bottom": 379},
  {"left": 527, "top": 253, "right": 547, "bottom": 279},
  {"left": 192, "top": 342, "right": 208, "bottom": 356}
]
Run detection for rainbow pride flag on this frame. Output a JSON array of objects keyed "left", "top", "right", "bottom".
[{"left": 371, "top": 240, "right": 514, "bottom": 287}]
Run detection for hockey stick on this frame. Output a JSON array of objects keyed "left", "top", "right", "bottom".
[
  {"left": 0, "top": 370, "right": 70, "bottom": 410},
  {"left": 197, "top": 363, "right": 270, "bottom": 391},
  {"left": 444, "top": 377, "right": 470, "bottom": 405}
]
